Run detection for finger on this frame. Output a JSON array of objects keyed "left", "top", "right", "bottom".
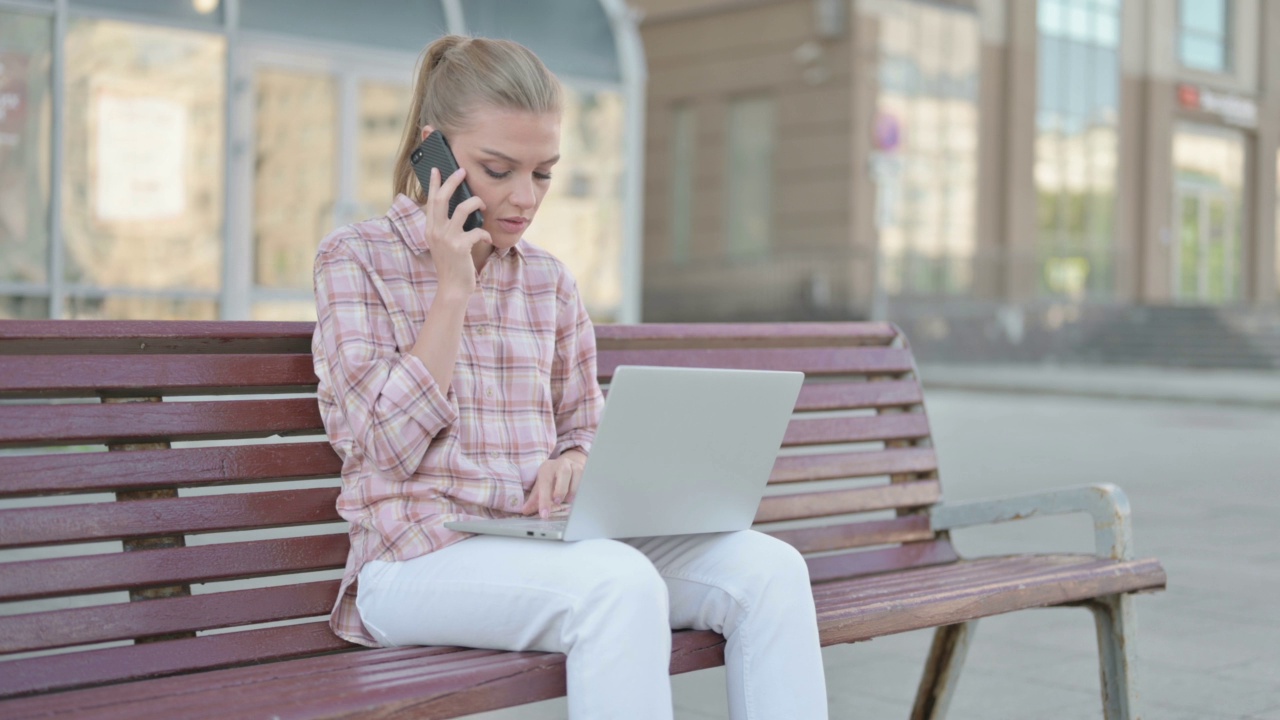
[
  {"left": 551, "top": 462, "right": 572, "bottom": 506},
  {"left": 447, "top": 195, "right": 487, "bottom": 232},
  {"left": 461, "top": 229, "right": 492, "bottom": 247},
  {"left": 520, "top": 463, "right": 554, "bottom": 516},
  {"left": 566, "top": 463, "right": 583, "bottom": 503},
  {"left": 435, "top": 167, "right": 467, "bottom": 212},
  {"left": 537, "top": 472, "right": 554, "bottom": 519}
]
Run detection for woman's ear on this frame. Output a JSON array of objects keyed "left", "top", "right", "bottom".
[{"left": 419, "top": 124, "right": 436, "bottom": 142}]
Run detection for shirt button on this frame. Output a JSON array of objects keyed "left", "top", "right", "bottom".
[
  {"left": 486, "top": 387, "right": 495, "bottom": 398},
  {"left": 476, "top": 325, "right": 487, "bottom": 335},
  {"left": 508, "top": 497, "right": 519, "bottom": 508},
  {"left": 489, "top": 450, "right": 500, "bottom": 459}
]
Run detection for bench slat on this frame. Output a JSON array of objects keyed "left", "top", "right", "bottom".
[
  {"left": 0, "top": 398, "right": 323, "bottom": 448},
  {"left": 755, "top": 479, "right": 940, "bottom": 523},
  {"left": 782, "top": 413, "right": 931, "bottom": 446},
  {"left": 595, "top": 322, "right": 899, "bottom": 348},
  {"left": 0, "top": 621, "right": 357, "bottom": 698},
  {"left": 795, "top": 379, "right": 923, "bottom": 411},
  {"left": 769, "top": 447, "right": 937, "bottom": 483},
  {"left": 0, "top": 535, "right": 348, "bottom": 602},
  {"left": 597, "top": 347, "right": 914, "bottom": 379},
  {"left": 0, "top": 488, "right": 341, "bottom": 548},
  {"left": 816, "top": 556, "right": 1167, "bottom": 646},
  {"left": 0, "top": 581, "right": 340, "bottom": 654},
  {"left": 0, "top": 355, "right": 318, "bottom": 398},
  {"left": 0, "top": 320, "right": 313, "bottom": 355},
  {"left": 767, "top": 515, "right": 934, "bottom": 554},
  {"left": 0, "top": 442, "right": 342, "bottom": 498}
]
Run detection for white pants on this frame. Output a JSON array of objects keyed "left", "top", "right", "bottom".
[{"left": 356, "top": 530, "right": 828, "bottom": 720}]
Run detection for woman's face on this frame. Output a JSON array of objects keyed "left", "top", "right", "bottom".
[{"left": 422, "top": 107, "right": 561, "bottom": 251}]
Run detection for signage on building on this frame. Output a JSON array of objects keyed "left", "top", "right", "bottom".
[
  {"left": 1177, "top": 83, "right": 1258, "bottom": 128},
  {"left": 95, "top": 92, "right": 188, "bottom": 221}
]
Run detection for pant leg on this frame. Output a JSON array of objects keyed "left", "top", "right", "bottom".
[
  {"left": 627, "top": 530, "right": 829, "bottom": 720},
  {"left": 356, "top": 536, "right": 674, "bottom": 720}
]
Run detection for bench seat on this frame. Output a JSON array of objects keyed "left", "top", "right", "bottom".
[{"left": 0, "top": 553, "right": 1164, "bottom": 720}]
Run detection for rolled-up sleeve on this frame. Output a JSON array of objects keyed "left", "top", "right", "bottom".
[
  {"left": 313, "top": 246, "right": 457, "bottom": 481},
  {"left": 550, "top": 274, "right": 604, "bottom": 457}
]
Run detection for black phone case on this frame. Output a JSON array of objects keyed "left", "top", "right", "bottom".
[{"left": 410, "top": 132, "right": 485, "bottom": 231}]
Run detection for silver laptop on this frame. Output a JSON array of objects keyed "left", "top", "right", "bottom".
[{"left": 444, "top": 365, "right": 803, "bottom": 541}]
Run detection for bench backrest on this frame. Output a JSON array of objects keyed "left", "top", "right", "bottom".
[{"left": 0, "top": 320, "right": 951, "bottom": 698}]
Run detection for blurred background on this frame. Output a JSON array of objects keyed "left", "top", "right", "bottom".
[{"left": 2, "top": 0, "right": 1279, "bottom": 369}]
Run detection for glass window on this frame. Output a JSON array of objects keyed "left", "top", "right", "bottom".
[
  {"left": 669, "top": 103, "right": 695, "bottom": 265},
  {"left": 356, "top": 80, "right": 411, "bottom": 219},
  {"left": 1035, "top": 0, "right": 1122, "bottom": 300},
  {"left": 61, "top": 18, "right": 225, "bottom": 312},
  {"left": 724, "top": 95, "right": 775, "bottom": 262},
  {"left": 252, "top": 68, "right": 338, "bottom": 291},
  {"left": 240, "top": 0, "right": 448, "bottom": 56},
  {"left": 0, "top": 10, "right": 53, "bottom": 287},
  {"left": 71, "top": 0, "right": 224, "bottom": 28},
  {"left": 874, "top": 1, "right": 980, "bottom": 297},
  {"left": 1179, "top": 0, "right": 1230, "bottom": 73},
  {"left": 1171, "top": 122, "right": 1244, "bottom": 305}
]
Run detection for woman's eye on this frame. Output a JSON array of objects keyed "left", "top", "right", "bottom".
[
  {"left": 534, "top": 172, "right": 553, "bottom": 181},
  {"left": 482, "top": 166, "right": 510, "bottom": 179}
]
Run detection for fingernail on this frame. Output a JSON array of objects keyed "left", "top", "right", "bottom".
[{"left": 540, "top": 508, "right": 549, "bottom": 519}]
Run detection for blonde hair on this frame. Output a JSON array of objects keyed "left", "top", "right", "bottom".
[{"left": 393, "top": 35, "right": 563, "bottom": 203}]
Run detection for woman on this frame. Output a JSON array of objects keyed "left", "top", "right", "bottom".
[{"left": 312, "top": 34, "right": 828, "bottom": 720}]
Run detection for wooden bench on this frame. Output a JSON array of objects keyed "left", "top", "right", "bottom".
[{"left": 0, "top": 320, "right": 1165, "bottom": 719}]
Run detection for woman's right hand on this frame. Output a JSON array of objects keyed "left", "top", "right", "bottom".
[{"left": 424, "top": 166, "right": 491, "bottom": 297}]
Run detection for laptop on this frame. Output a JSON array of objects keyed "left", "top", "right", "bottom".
[{"left": 444, "top": 365, "right": 804, "bottom": 541}]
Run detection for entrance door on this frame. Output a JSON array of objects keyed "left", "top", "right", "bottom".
[
  {"left": 227, "top": 43, "right": 414, "bottom": 320},
  {"left": 1171, "top": 123, "right": 1245, "bottom": 305}
]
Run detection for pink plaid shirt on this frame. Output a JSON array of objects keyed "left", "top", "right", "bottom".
[{"left": 312, "top": 194, "right": 604, "bottom": 647}]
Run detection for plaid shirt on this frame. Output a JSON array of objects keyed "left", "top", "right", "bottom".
[{"left": 312, "top": 194, "right": 604, "bottom": 647}]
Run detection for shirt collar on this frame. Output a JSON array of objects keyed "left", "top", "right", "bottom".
[{"left": 388, "top": 193, "right": 526, "bottom": 262}]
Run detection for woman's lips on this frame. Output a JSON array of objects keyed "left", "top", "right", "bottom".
[{"left": 497, "top": 217, "right": 528, "bottom": 233}]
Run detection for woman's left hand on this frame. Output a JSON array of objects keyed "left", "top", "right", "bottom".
[{"left": 521, "top": 449, "right": 587, "bottom": 519}]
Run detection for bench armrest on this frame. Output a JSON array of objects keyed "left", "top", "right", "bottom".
[{"left": 929, "top": 483, "right": 1133, "bottom": 560}]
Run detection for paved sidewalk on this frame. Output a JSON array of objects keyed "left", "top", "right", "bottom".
[{"left": 918, "top": 362, "right": 1280, "bottom": 409}]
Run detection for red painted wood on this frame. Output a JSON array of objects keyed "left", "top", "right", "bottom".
[
  {"left": 0, "top": 398, "right": 323, "bottom": 448},
  {"left": 0, "top": 488, "right": 341, "bottom": 548},
  {"left": 0, "top": 621, "right": 356, "bottom": 698},
  {"left": 0, "top": 442, "right": 342, "bottom": 497},
  {"left": 0, "top": 534, "right": 349, "bottom": 602},
  {"left": 0, "top": 320, "right": 314, "bottom": 355},
  {"left": 805, "top": 539, "right": 959, "bottom": 583},
  {"left": 0, "top": 580, "right": 340, "bottom": 654},
  {"left": 769, "top": 447, "right": 938, "bottom": 483},
  {"left": 754, "top": 480, "right": 941, "bottom": 524},
  {"left": 595, "top": 322, "right": 899, "bottom": 348},
  {"left": 0, "top": 354, "right": 318, "bottom": 398},
  {"left": 596, "top": 347, "right": 915, "bottom": 379},
  {"left": 781, "top": 413, "right": 931, "bottom": 446},
  {"left": 766, "top": 515, "right": 935, "bottom": 554},
  {"left": 794, "top": 379, "right": 924, "bottom": 411}
]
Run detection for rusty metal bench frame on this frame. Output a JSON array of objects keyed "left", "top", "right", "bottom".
[{"left": 0, "top": 320, "right": 1165, "bottom": 719}]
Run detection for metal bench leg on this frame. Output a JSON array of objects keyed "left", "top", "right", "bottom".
[
  {"left": 910, "top": 620, "right": 978, "bottom": 720},
  {"left": 1088, "top": 594, "right": 1141, "bottom": 720}
]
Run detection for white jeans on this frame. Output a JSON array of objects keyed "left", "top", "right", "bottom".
[{"left": 356, "top": 530, "right": 828, "bottom": 720}]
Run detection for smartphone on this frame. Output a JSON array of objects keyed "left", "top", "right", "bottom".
[{"left": 410, "top": 130, "right": 485, "bottom": 231}]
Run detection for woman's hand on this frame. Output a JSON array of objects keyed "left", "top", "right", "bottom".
[
  {"left": 424, "top": 166, "right": 491, "bottom": 298},
  {"left": 521, "top": 449, "right": 587, "bottom": 519}
]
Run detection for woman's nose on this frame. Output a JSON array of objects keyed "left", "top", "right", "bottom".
[{"left": 510, "top": 178, "right": 536, "bottom": 210}]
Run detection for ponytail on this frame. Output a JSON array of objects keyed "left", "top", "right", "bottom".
[{"left": 391, "top": 35, "right": 563, "bottom": 204}]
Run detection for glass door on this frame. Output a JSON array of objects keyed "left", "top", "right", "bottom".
[
  {"left": 227, "top": 43, "right": 413, "bottom": 320},
  {"left": 1171, "top": 123, "right": 1245, "bottom": 305}
]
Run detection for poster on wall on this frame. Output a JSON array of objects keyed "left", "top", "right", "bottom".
[
  {"left": 95, "top": 92, "right": 187, "bottom": 221},
  {"left": 0, "top": 53, "right": 27, "bottom": 148}
]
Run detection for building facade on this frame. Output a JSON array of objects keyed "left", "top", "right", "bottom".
[{"left": 636, "top": 0, "right": 1280, "bottom": 360}]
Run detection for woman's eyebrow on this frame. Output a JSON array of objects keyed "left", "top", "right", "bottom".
[{"left": 479, "top": 148, "right": 560, "bottom": 165}]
